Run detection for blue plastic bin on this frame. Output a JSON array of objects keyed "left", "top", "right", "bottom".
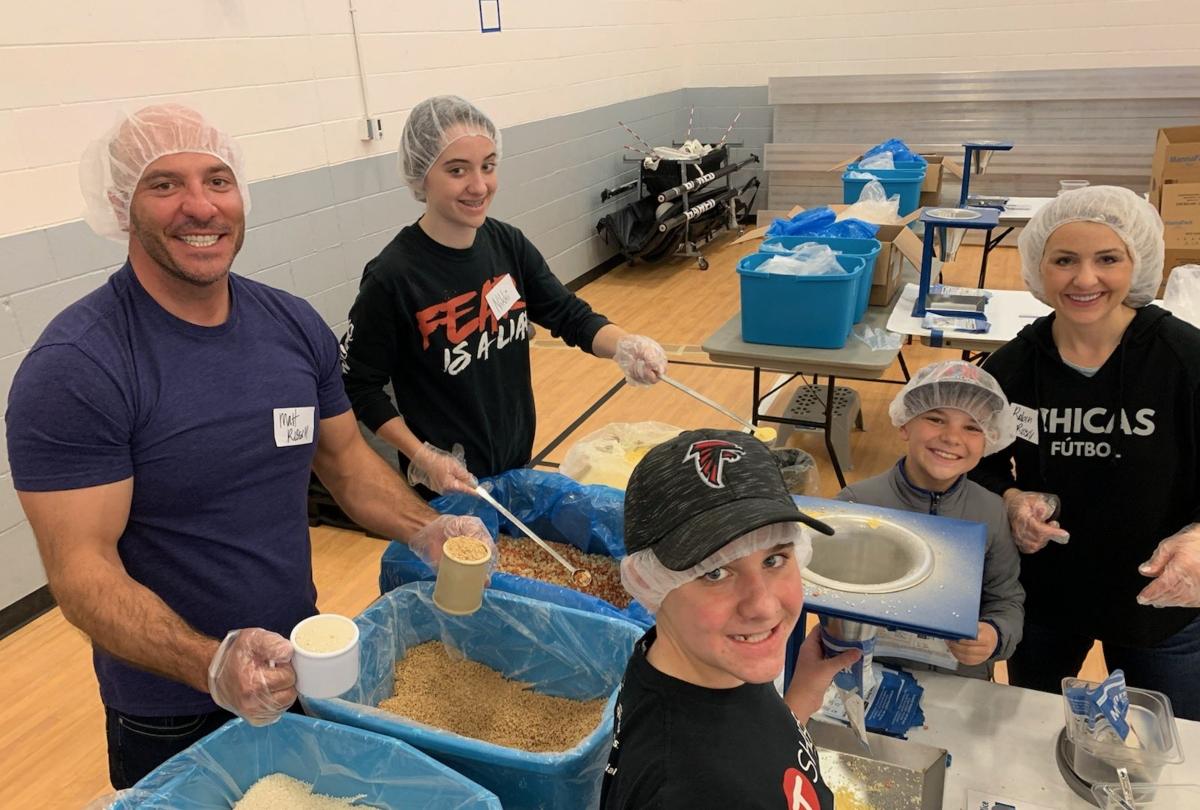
[
  {"left": 737, "top": 251, "right": 866, "bottom": 349},
  {"left": 842, "top": 165, "right": 926, "bottom": 215},
  {"left": 303, "top": 583, "right": 642, "bottom": 810},
  {"left": 379, "top": 469, "right": 653, "bottom": 629},
  {"left": 760, "top": 236, "right": 882, "bottom": 322},
  {"left": 113, "top": 713, "right": 501, "bottom": 809}
]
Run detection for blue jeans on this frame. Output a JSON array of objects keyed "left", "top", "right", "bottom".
[
  {"left": 1007, "top": 615, "right": 1200, "bottom": 721},
  {"left": 105, "top": 707, "right": 234, "bottom": 789}
]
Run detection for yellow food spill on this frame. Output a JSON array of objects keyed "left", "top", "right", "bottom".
[
  {"left": 866, "top": 518, "right": 882, "bottom": 529},
  {"left": 753, "top": 426, "right": 777, "bottom": 443},
  {"left": 623, "top": 446, "right": 652, "bottom": 464}
]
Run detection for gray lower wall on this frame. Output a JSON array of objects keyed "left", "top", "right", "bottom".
[{"left": 0, "top": 86, "right": 768, "bottom": 611}]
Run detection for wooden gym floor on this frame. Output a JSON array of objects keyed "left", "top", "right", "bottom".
[{"left": 0, "top": 236, "right": 1108, "bottom": 808}]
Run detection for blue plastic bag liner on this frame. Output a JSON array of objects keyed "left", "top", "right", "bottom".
[
  {"left": 107, "top": 713, "right": 501, "bottom": 809},
  {"left": 380, "top": 469, "right": 653, "bottom": 629},
  {"left": 303, "top": 583, "right": 643, "bottom": 810},
  {"left": 863, "top": 138, "right": 928, "bottom": 166},
  {"left": 765, "top": 207, "right": 881, "bottom": 240}
]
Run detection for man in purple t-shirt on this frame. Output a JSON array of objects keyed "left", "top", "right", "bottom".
[{"left": 5, "top": 104, "right": 493, "bottom": 789}]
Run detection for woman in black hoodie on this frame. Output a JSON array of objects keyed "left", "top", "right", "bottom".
[{"left": 971, "top": 186, "right": 1200, "bottom": 720}]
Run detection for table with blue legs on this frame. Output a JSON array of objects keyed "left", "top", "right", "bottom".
[{"left": 701, "top": 306, "right": 908, "bottom": 489}]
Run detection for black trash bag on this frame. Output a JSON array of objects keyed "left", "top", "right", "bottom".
[{"left": 771, "top": 447, "right": 820, "bottom": 496}]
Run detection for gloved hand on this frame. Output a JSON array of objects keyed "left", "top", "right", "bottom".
[
  {"left": 784, "top": 628, "right": 863, "bottom": 724},
  {"left": 614, "top": 334, "right": 667, "bottom": 386},
  {"left": 408, "top": 442, "right": 478, "bottom": 495},
  {"left": 1137, "top": 523, "right": 1200, "bottom": 608},
  {"left": 409, "top": 514, "right": 496, "bottom": 570},
  {"left": 1003, "top": 489, "right": 1069, "bottom": 553},
  {"left": 947, "top": 621, "right": 999, "bottom": 666},
  {"left": 208, "top": 628, "right": 296, "bottom": 726}
]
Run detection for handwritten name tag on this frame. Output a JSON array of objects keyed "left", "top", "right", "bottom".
[
  {"left": 274, "top": 406, "right": 315, "bottom": 447},
  {"left": 485, "top": 274, "right": 521, "bottom": 320},
  {"left": 1012, "top": 403, "right": 1038, "bottom": 444}
]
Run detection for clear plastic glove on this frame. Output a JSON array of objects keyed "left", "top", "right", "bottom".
[
  {"left": 947, "top": 621, "right": 999, "bottom": 666},
  {"left": 1004, "top": 489, "right": 1069, "bottom": 553},
  {"left": 409, "top": 513, "right": 496, "bottom": 570},
  {"left": 1137, "top": 523, "right": 1200, "bottom": 608},
  {"left": 407, "top": 442, "right": 478, "bottom": 495},
  {"left": 613, "top": 334, "right": 667, "bottom": 386},
  {"left": 784, "top": 628, "right": 863, "bottom": 724},
  {"left": 208, "top": 628, "right": 296, "bottom": 726}
]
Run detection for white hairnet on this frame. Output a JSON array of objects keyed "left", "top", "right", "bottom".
[
  {"left": 889, "top": 360, "right": 1016, "bottom": 455},
  {"left": 620, "top": 522, "right": 813, "bottom": 613},
  {"left": 79, "top": 103, "right": 250, "bottom": 243},
  {"left": 399, "top": 96, "right": 502, "bottom": 202},
  {"left": 1017, "top": 185, "right": 1164, "bottom": 308}
]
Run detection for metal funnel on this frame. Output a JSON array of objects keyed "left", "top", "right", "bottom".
[
  {"left": 935, "top": 225, "right": 967, "bottom": 262},
  {"left": 803, "top": 515, "right": 935, "bottom": 594}
]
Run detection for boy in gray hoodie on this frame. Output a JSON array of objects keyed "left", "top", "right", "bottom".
[{"left": 837, "top": 360, "right": 1025, "bottom": 680}]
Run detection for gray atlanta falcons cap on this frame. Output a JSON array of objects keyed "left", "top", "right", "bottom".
[{"left": 623, "top": 428, "right": 834, "bottom": 571}]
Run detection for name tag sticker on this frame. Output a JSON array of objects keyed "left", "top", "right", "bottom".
[
  {"left": 1012, "top": 403, "right": 1038, "bottom": 444},
  {"left": 485, "top": 274, "right": 521, "bottom": 320},
  {"left": 274, "top": 406, "right": 315, "bottom": 447}
]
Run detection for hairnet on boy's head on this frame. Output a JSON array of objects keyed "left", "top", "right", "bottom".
[
  {"left": 620, "top": 522, "right": 812, "bottom": 614},
  {"left": 399, "top": 95, "right": 502, "bottom": 202},
  {"left": 79, "top": 103, "right": 250, "bottom": 242},
  {"left": 1017, "top": 185, "right": 1164, "bottom": 308},
  {"left": 889, "top": 360, "right": 1016, "bottom": 455}
]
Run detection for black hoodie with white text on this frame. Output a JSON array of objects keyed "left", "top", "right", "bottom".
[{"left": 970, "top": 305, "right": 1200, "bottom": 647}]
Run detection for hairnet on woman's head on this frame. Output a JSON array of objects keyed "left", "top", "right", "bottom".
[
  {"left": 78, "top": 103, "right": 250, "bottom": 242},
  {"left": 399, "top": 95, "right": 502, "bottom": 202},
  {"left": 619, "top": 522, "right": 813, "bottom": 614},
  {"left": 889, "top": 360, "right": 1016, "bottom": 455},
  {"left": 1017, "top": 185, "right": 1164, "bottom": 308}
]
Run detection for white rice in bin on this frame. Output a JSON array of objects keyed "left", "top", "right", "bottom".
[{"left": 233, "top": 773, "right": 368, "bottom": 808}]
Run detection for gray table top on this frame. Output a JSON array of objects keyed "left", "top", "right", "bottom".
[{"left": 702, "top": 306, "right": 901, "bottom": 379}]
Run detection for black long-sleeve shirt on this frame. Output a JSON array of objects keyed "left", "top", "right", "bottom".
[
  {"left": 340, "top": 218, "right": 609, "bottom": 486},
  {"left": 970, "top": 306, "right": 1200, "bottom": 647}
]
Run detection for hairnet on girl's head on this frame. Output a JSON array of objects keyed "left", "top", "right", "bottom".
[
  {"left": 399, "top": 96, "right": 502, "bottom": 202},
  {"left": 619, "top": 522, "right": 812, "bottom": 614},
  {"left": 79, "top": 103, "right": 250, "bottom": 243},
  {"left": 889, "top": 360, "right": 1016, "bottom": 455},
  {"left": 1017, "top": 185, "right": 1164, "bottom": 308}
]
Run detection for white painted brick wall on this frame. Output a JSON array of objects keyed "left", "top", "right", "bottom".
[{"left": 1, "top": 0, "right": 1198, "bottom": 608}]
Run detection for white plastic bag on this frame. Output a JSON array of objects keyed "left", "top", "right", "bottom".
[
  {"left": 559, "top": 422, "right": 683, "bottom": 489},
  {"left": 845, "top": 170, "right": 878, "bottom": 180},
  {"left": 837, "top": 180, "right": 903, "bottom": 224},
  {"left": 851, "top": 323, "right": 903, "bottom": 351},
  {"left": 1164, "top": 264, "right": 1200, "bottom": 328},
  {"left": 858, "top": 151, "right": 895, "bottom": 170},
  {"left": 760, "top": 244, "right": 844, "bottom": 276}
]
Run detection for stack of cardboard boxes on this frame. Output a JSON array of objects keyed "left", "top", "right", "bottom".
[{"left": 1150, "top": 126, "right": 1200, "bottom": 277}]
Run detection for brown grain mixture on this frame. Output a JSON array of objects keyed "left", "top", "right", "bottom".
[
  {"left": 378, "top": 641, "right": 606, "bottom": 752},
  {"left": 444, "top": 535, "right": 491, "bottom": 563},
  {"left": 495, "top": 534, "right": 631, "bottom": 608}
]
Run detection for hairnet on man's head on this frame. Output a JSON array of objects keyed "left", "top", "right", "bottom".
[
  {"left": 1017, "top": 185, "right": 1164, "bottom": 308},
  {"left": 889, "top": 360, "right": 1016, "bottom": 455},
  {"left": 399, "top": 95, "right": 502, "bottom": 202},
  {"left": 79, "top": 103, "right": 250, "bottom": 242}
]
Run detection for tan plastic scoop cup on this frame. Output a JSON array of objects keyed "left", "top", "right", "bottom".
[{"left": 432, "top": 535, "right": 493, "bottom": 615}]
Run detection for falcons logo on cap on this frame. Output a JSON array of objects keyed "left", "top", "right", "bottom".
[{"left": 684, "top": 439, "right": 745, "bottom": 489}]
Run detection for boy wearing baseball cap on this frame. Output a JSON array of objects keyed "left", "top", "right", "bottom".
[
  {"left": 600, "top": 429, "right": 857, "bottom": 810},
  {"left": 837, "top": 360, "right": 1025, "bottom": 679}
]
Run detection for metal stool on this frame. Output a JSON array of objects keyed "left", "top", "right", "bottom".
[{"left": 776, "top": 384, "right": 864, "bottom": 471}]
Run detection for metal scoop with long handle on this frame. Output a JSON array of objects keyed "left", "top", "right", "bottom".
[
  {"left": 659, "top": 373, "right": 776, "bottom": 441},
  {"left": 474, "top": 485, "right": 593, "bottom": 587}
]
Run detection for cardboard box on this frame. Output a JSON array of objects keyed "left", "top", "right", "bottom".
[
  {"left": 1150, "top": 126, "right": 1200, "bottom": 208},
  {"left": 733, "top": 204, "right": 925, "bottom": 307},
  {"left": 1159, "top": 181, "right": 1200, "bottom": 283}
]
